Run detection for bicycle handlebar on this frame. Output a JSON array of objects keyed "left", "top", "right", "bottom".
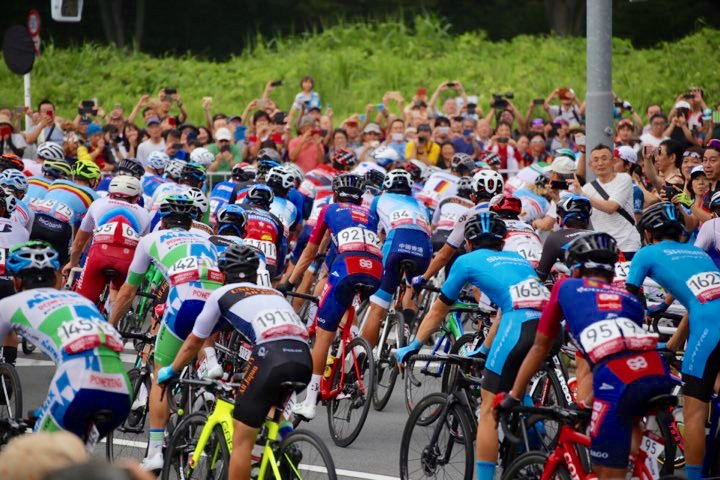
[
  {"left": 118, "top": 330, "right": 155, "bottom": 342},
  {"left": 497, "top": 404, "right": 590, "bottom": 444},
  {"left": 176, "top": 377, "right": 241, "bottom": 391},
  {"left": 284, "top": 291, "right": 320, "bottom": 304},
  {"left": 409, "top": 353, "right": 486, "bottom": 369}
]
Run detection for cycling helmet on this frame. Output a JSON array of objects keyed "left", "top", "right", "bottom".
[
  {"left": 0, "top": 187, "right": 17, "bottom": 216},
  {"left": 117, "top": 158, "right": 145, "bottom": 179},
  {"left": 186, "top": 187, "right": 209, "bottom": 214},
  {"left": 638, "top": 202, "right": 684, "bottom": 234},
  {"left": 190, "top": 147, "right": 215, "bottom": 167},
  {"left": 158, "top": 193, "right": 197, "bottom": 220},
  {"left": 383, "top": 169, "right": 413, "bottom": 194},
  {"left": 556, "top": 194, "right": 592, "bottom": 224},
  {"left": 232, "top": 163, "right": 257, "bottom": 182},
  {"left": 0, "top": 169, "right": 28, "bottom": 193},
  {"left": 480, "top": 152, "right": 502, "bottom": 167},
  {"left": 564, "top": 232, "right": 619, "bottom": 272},
  {"left": 244, "top": 184, "right": 274, "bottom": 210},
  {"left": 42, "top": 159, "right": 72, "bottom": 179},
  {"left": 37, "top": 142, "right": 66, "bottom": 162},
  {"left": 109, "top": 175, "right": 142, "bottom": 198},
  {"left": 423, "top": 166, "right": 442, "bottom": 183},
  {"left": 266, "top": 166, "right": 295, "bottom": 194},
  {"left": 451, "top": 153, "right": 476, "bottom": 173},
  {"left": 257, "top": 159, "right": 281, "bottom": 178},
  {"left": 372, "top": 146, "right": 399, "bottom": 168},
  {"left": 333, "top": 173, "right": 365, "bottom": 204},
  {"left": 219, "top": 244, "right": 261, "bottom": 282},
  {"left": 534, "top": 170, "right": 551, "bottom": 188},
  {"left": 404, "top": 160, "right": 427, "bottom": 183},
  {"left": 164, "top": 159, "right": 186, "bottom": 181},
  {"left": 73, "top": 161, "right": 102, "bottom": 182},
  {"left": 0, "top": 153, "right": 24, "bottom": 172},
  {"left": 472, "top": 169, "right": 504, "bottom": 199},
  {"left": 553, "top": 148, "right": 576, "bottom": 159},
  {"left": 710, "top": 191, "right": 720, "bottom": 213},
  {"left": 331, "top": 148, "right": 358, "bottom": 170},
  {"left": 283, "top": 163, "right": 305, "bottom": 186},
  {"left": 180, "top": 161, "right": 206, "bottom": 185},
  {"left": 147, "top": 151, "right": 170, "bottom": 171},
  {"left": 457, "top": 176, "right": 473, "bottom": 199},
  {"left": 7, "top": 240, "right": 60, "bottom": 276},
  {"left": 489, "top": 194, "right": 522, "bottom": 218},
  {"left": 257, "top": 148, "right": 282, "bottom": 163},
  {"left": 216, "top": 204, "right": 248, "bottom": 237},
  {"left": 464, "top": 212, "right": 507, "bottom": 243},
  {"left": 365, "top": 169, "right": 386, "bottom": 194}
]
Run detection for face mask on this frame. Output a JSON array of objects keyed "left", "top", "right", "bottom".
[
  {"left": 438, "top": 126, "right": 450, "bottom": 135},
  {"left": 391, "top": 133, "right": 404, "bottom": 142}
]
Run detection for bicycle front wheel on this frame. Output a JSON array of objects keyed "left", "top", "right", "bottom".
[
  {"left": 107, "top": 367, "right": 151, "bottom": 462},
  {"left": 0, "top": 362, "right": 22, "bottom": 421},
  {"left": 404, "top": 355, "right": 445, "bottom": 414},
  {"left": 501, "top": 452, "right": 571, "bottom": 480},
  {"left": 162, "top": 413, "right": 229, "bottom": 480},
  {"left": 274, "top": 429, "right": 338, "bottom": 479},
  {"left": 327, "top": 336, "right": 375, "bottom": 448}
]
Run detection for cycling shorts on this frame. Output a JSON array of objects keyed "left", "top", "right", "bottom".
[
  {"left": 682, "top": 306, "right": 720, "bottom": 402},
  {"left": 370, "top": 229, "right": 432, "bottom": 309},
  {"left": 35, "top": 350, "right": 131, "bottom": 440},
  {"left": 483, "top": 315, "right": 539, "bottom": 394},
  {"left": 154, "top": 281, "right": 222, "bottom": 366},
  {"left": 30, "top": 214, "right": 73, "bottom": 265},
  {"left": 234, "top": 340, "right": 312, "bottom": 428},
  {"left": 290, "top": 224, "right": 313, "bottom": 264},
  {"left": 590, "top": 351, "right": 674, "bottom": 468},
  {"left": 316, "top": 253, "right": 382, "bottom": 332},
  {"left": 75, "top": 243, "right": 135, "bottom": 305}
]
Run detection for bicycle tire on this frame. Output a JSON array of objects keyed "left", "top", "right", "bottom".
[
  {"left": 106, "top": 368, "right": 151, "bottom": 462},
  {"left": 326, "top": 336, "right": 375, "bottom": 448},
  {"left": 162, "top": 412, "right": 229, "bottom": 480},
  {"left": 21, "top": 337, "right": 36, "bottom": 355},
  {"left": 501, "top": 451, "right": 572, "bottom": 480},
  {"left": 0, "top": 362, "right": 22, "bottom": 422},
  {"left": 276, "top": 429, "right": 338, "bottom": 479},
  {"left": 404, "top": 355, "right": 447, "bottom": 415},
  {"left": 372, "top": 313, "right": 399, "bottom": 411},
  {"left": 399, "top": 393, "right": 474, "bottom": 480},
  {"left": 439, "top": 333, "right": 478, "bottom": 395}
]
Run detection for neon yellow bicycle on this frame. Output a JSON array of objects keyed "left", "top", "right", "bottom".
[{"left": 161, "top": 378, "right": 337, "bottom": 480}]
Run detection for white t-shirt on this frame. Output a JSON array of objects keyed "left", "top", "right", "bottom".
[
  {"left": 137, "top": 139, "right": 166, "bottom": 167},
  {"left": 639, "top": 132, "right": 668, "bottom": 148},
  {"left": 695, "top": 218, "right": 720, "bottom": 255},
  {"left": 582, "top": 173, "right": 642, "bottom": 253}
]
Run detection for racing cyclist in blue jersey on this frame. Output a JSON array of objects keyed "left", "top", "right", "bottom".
[
  {"left": 361, "top": 169, "right": 432, "bottom": 348},
  {"left": 0, "top": 168, "right": 35, "bottom": 230},
  {"left": 626, "top": 201, "right": 720, "bottom": 480},
  {"left": 498, "top": 232, "right": 674, "bottom": 480},
  {"left": 266, "top": 166, "right": 300, "bottom": 237},
  {"left": 396, "top": 212, "right": 549, "bottom": 480},
  {"left": 25, "top": 142, "right": 70, "bottom": 200},
  {"left": 208, "top": 163, "right": 254, "bottom": 225},
  {"left": 142, "top": 151, "right": 170, "bottom": 205}
]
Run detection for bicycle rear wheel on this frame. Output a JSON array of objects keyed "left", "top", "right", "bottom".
[
  {"left": 162, "top": 413, "right": 228, "bottom": 480},
  {"left": 373, "top": 313, "right": 399, "bottom": 411},
  {"left": 327, "top": 336, "right": 375, "bottom": 448},
  {"left": 501, "top": 452, "right": 571, "bottom": 480},
  {"left": 0, "top": 363, "right": 22, "bottom": 421},
  {"left": 276, "top": 429, "right": 338, "bottom": 479},
  {"left": 399, "top": 393, "right": 474, "bottom": 480},
  {"left": 106, "top": 368, "right": 151, "bottom": 462}
]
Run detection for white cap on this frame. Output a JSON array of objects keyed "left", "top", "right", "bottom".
[
  {"left": 690, "top": 165, "right": 705, "bottom": 177},
  {"left": 616, "top": 145, "right": 638, "bottom": 165},
  {"left": 674, "top": 100, "right": 691, "bottom": 110},
  {"left": 548, "top": 156, "right": 576, "bottom": 175},
  {"left": 215, "top": 127, "right": 232, "bottom": 142}
]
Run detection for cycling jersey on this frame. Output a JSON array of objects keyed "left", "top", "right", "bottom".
[
  {"left": 536, "top": 228, "right": 592, "bottom": 281},
  {"left": 503, "top": 220, "right": 543, "bottom": 268},
  {"left": 41, "top": 179, "right": 98, "bottom": 226},
  {"left": 0, "top": 217, "right": 30, "bottom": 297},
  {"left": 416, "top": 171, "right": 459, "bottom": 211},
  {"left": 147, "top": 182, "right": 189, "bottom": 229},
  {"left": 352, "top": 161, "right": 386, "bottom": 176},
  {"left": 0, "top": 288, "right": 130, "bottom": 437},
  {"left": 25, "top": 175, "right": 52, "bottom": 201},
  {"left": 445, "top": 201, "right": 491, "bottom": 249},
  {"left": 627, "top": 240, "right": 720, "bottom": 401},
  {"left": 441, "top": 249, "right": 548, "bottom": 393},
  {"left": 141, "top": 173, "right": 169, "bottom": 207},
  {"left": 290, "top": 195, "right": 332, "bottom": 264},
  {"left": 298, "top": 164, "right": 338, "bottom": 207},
  {"left": 208, "top": 179, "right": 237, "bottom": 226},
  {"left": 11, "top": 199, "right": 34, "bottom": 230},
  {"left": 695, "top": 218, "right": 720, "bottom": 268},
  {"left": 241, "top": 207, "right": 286, "bottom": 277},
  {"left": 431, "top": 195, "right": 473, "bottom": 232},
  {"left": 538, "top": 277, "right": 673, "bottom": 468},
  {"left": 270, "top": 195, "right": 299, "bottom": 236},
  {"left": 513, "top": 187, "right": 550, "bottom": 223}
]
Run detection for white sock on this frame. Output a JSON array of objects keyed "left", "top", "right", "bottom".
[
  {"left": 147, "top": 429, "right": 164, "bottom": 457},
  {"left": 303, "top": 374, "right": 322, "bottom": 405},
  {"left": 306, "top": 303, "right": 318, "bottom": 328},
  {"left": 203, "top": 346, "right": 218, "bottom": 362}
]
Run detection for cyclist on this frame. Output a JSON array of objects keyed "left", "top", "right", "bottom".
[
  {"left": 694, "top": 191, "right": 720, "bottom": 267},
  {"left": 0, "top": 168, "right": 34, "bottom": 229},
  {"left": 285, "top": 173, "right": 383, "bottom": 420},
  {"left": 403, "top": 159, "right": 428, "bottom": 197},
  {"left": 411, "top": 168, "right": 505, "bottom": 292},
  {"left": 141, "top": 151, "right": 170, "bottom": 206},
  {"left": 185, "top": 187, "right": 213, "bottom": 236},
  {"left": 208, "top": 162, "right": 254, "bottom": 225},
  {"left": 361, "top": 169, "right": 432, "bottom": 348},
  {"left": 490, "top": 193, "right": 544, "bottom": 267},
  {"left": 209, "top": 203, "right": 248, "bottom": 253},
  {"left": 26, "top": 146, "right": 72, "bottom": 201},
  {"left": 396, "top": 212, "right": 548, "bottom": 480},
  {"left": 109, "top": 194, "right": 222, "bottom": 470},
  {"left": 0, "top": 241, "right": 130, "bottom": 442},
  {"left": 63, "top": 175, "right": 151, "bottom": 305},
  {"left": 156, "top": 244, "right": 310, "bottom": 480},
  {"left": 241, "top": 184, "right": 286, "bottom": 279},
  {"left": 29, "top": 161, "right": 101, "bottom": 265},
  {"left": 266, "top": 166, "right": 300, "bottom": 236},
  {"left": 626, "top": 201, "right": 720, "bottom": 480},
  {"left": 417, "top": 152, "right": 474, "bottom": 212},
  {"left": 148, "top": 161, "right": 206, "bottom": 228},
  {"left": 536, "top": 194, "right": 593, "bottom": 281},
  {"left": 499, "top": 232, "right": 674, "bottom": 480},
  {"left": 96, "top": 157, "right": 146, "bottom": 196}
]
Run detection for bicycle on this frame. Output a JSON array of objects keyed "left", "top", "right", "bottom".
[
  {"left": 118, "top": 264, "right": 165, "bottom": 333},
  {"left": 0, "top": 348, "right": 21, "bottom": 422},
  {"left": 288, "top": 289, "right": 376, "bottom": 447},
  {"left": 162, "top": 378, "right": 337, "bottom": 480}
]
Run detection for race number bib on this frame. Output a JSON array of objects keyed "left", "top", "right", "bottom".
[
  {"left": 257, "top": 268, "right": 272, "bottom": 288},
  {"left": 337, "top": 227, "right": 381, "bottom": 256},
  {"left": 613, "top": 261, "right": 631, "bottom": 285},
  {"left": 0, "top": 248, "right": 6, "bottom": 276},
  {"left": 578, "top": 317, "right": 657, "bottom": 363},
  {"left": 686, "top": 271, "right": 720, "bottom": 303},
  {"left": 437, "top": 211, "right": 459, "bottom": 230},
  {"left": 390, "top": 209, "right": 430, "bottom": 234},
  {"left": 509, "top": 278, "right": 549, "bottom": 310},
  {"left": 168, "top": 257, "right": 224, "bottom": 286},
  {"left": 29, "top": 198, "right": 74, "bottom": 222},
  {"left": 245, "top": 239, "right": 278, "bottom": 265},
  {"left": 93, "top": 221, "right": 140, "bottom": 247},
  {"left": 57, "top": 319, "right": 124, "bottom": 354},
  {"left": 505, "top": 232, "right": 542, "bottom": 267},
  {"left": 252, "top": 308, "right": 308, "bottom": 341}
]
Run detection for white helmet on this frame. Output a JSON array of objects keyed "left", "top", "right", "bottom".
[
  {"left": 283, "top": 163, "right": 304, "bottom": 185},
  {"left": 109, "top": 175, "right": 142, "bottom": 198},
  {"left": 371, "top": 145, "right": 399, "bottom": 168},
  {"left": 164, "top": 159, "right": 186, "bottom": 180},
  {"left": 147, "top": 151, "right": 170, "bottom": 171},
  {"left": 472, "top": 169, "right": 504, "bottom": 199},
  {"left": 186, "top": 187, "right": 209, "bottom": 214},
  {"left": 37, "top": 142, "right": 65, "bottom": 162},
  {"left": 190, "top": 147, "right": 215, "bottom": 167},
  {"left": 266, "top": 166, "right": 295, "bottom": 192},
  {"left": 383, "top": 169, "right": 413, "bottom": 193},
  {"left": 1, "top": 187, "right": 17, "bottom": 215}
]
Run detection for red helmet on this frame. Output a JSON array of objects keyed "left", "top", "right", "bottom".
[
  {"left": 331, "top": 148, "right": 358, "bottom": 170},
  {"left": 489, "top": 194, "right": 522, "bottom": 218}
]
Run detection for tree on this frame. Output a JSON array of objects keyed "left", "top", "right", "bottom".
[
  {"left": 544, "top": 0, "right": 585, "bottom": 36},
  {"left": 98, "top": 0, "right": 146, "bottom": 50}
]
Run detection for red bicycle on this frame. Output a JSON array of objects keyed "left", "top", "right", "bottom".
[
  {"left": 287, "top": 286, "right": 376, "bottom": 447},
  {"left": 499, "top": 396, "right": 683, "bottom": 480}
]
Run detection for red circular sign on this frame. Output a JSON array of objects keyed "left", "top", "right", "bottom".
[{"left": 27, "top": 9, "right": 41, "bottom": 36}]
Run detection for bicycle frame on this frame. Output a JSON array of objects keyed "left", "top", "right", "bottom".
[{"left": 189, "top": 398, "right": 234, "bottom": 471}]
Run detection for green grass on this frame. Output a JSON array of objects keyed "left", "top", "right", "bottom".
[{"left": 2, "top": 16, "right": 719, "bottom": 124}]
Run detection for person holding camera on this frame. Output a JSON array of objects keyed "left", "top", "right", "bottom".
[
  {"left": 547, "top": 118, "right": 574, "bottom": 152},
  {"left": 405, "top": 123, "right": 440, "bottom": 166},
  {"left": 427, "top": 81, "right": 469, "bottom": 119},
  {"left": 0, "top": 114, "right": 26, "bottom": 157},
  {"left": 544, "top": 87, "right": 585, "bottom": 126},
  {"left": 288, "top": 115, "right": 324, "bottom": 173},
  {"left": 665, "top": 100, "right": 699, "bottom": 149},
  {"left": 24, "top": 99, "right": 65, "bottom": 148}
]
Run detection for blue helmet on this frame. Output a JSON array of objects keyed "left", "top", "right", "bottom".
[
  {"left": 0, "top": 169, "right": 28, "bottom": 193},
  {"left": 147, "top": 151, "right": 170, "bottom": 171},
  {"left": 180, "top": 161, "right": 206, "bottom": 184},
  {"left": 464, "top": 212, "right": 507, "bottom": 243},
  {"left": 216, "top": 204, "right": 248, "bottom": 237},
  {"left": 243, "top": 184, "right": 274, "bottom": 210},
  {"left": 7, "top": 240, "right": 60, "bottom": 275},
  {"left": 556, "top": 194, "right": 592, "bottom": 225},
  {"left": 257, "top": 159, "right": 281, "bottom": 177}
]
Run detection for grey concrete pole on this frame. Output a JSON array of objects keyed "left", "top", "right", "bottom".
[{"left": 585, "top": 0, "right": 614, "bottom": 181}]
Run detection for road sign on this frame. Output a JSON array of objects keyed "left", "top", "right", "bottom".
[{"left": 27, "top": 9, "right": 41, "bottom": 56}]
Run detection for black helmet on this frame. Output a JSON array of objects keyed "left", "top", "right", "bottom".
[
  {"left": 564, "top": 232, "right": 619, "bottom": 272},
  {"left": 257, "top": 148, "right": 282, "bottom": 163},
  {"left": 556, "top": 194, "right": 592, "bottom": 224},
  {"left": 232, "top": 163, "right": 256, "bottom": 182},
  {"left": 464, "top": 212, "right": 507, "bottom": 243},
  {"left": 117, "top": 158, "right": 145, "bottom": 179},
  {"left": 332, "top": 173, "right": 365, "bottom": 204},
  {"left": 365, "top": 169, "right": 386, "bottom": 195},
  {"left": 450, "top": 153, "right": 475, "bottom": 174},
  {"left": 244, "top": 184, "right": 274, "bottom": 210},
  {"left": 219, "top": 244, "right": 261, "bottom": 282},
  {"left": 180, "top": 161, "right": 207, "bottom": 185},
  {"left": 638, "top": 202, "right": 684, "bottom": 234},
  {"left": 158, "top": 194, "right": 197, "bottom": 226},
  {"left": 457, "top": 176, "right": 473, "bottom": 199}
]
